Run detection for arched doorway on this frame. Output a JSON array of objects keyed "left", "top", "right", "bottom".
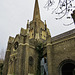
[
  {"left": 59, "top": 59, "right": 75, "bottom": 75},
  {"left": 62, "top": 63, "right": 75, "bottom": 75}
]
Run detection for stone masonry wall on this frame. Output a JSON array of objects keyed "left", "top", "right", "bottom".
[{"left": 51, "top": 34, "right": 75, "bottom": 75}]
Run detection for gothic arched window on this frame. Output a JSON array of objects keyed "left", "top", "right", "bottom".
[
  {"left": 29, "top": 56, "right": 34, "bottom": 66},
  {"left": 14, "top": 42, "right": 18, "bottom": 50}
]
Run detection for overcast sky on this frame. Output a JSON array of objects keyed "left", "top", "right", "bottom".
[{"left": 0, "top": 0, "right": 75, "bottom": 54}]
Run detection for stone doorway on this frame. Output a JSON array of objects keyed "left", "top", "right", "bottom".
[
  {"left": 60, "top": 60, "right": 75, "bottom": 75},
  {"left": 61, "top": 63, "right": 75, "bottom": 75}
]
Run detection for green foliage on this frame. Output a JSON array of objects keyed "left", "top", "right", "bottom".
[
  {"left": 35, "top": 42, "right": 44, "bottom": 75},
  {"left": 13, "top": 73, "right": 15, "bottom": 75}
]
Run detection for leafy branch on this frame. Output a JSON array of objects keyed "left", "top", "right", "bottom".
[
  {"left": 44, "top": 0, "right": 75, "bottom": 25},
  {"left": 35, "top": 42, "right": 44, "bottom": 75}
]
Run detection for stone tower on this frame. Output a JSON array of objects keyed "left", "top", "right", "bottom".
[
  {"left": 3, "top": 0, "right": 51, "bottom": 75},
  {"left": 2, "top": 0, "right": 75, "bottom": 75}
]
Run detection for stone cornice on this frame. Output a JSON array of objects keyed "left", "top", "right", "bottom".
[
  {"left": 52, "top": 36, "right": 75, "bottom": 45},
  {"left": 19, "top": 43, "right": 35, "bottom": 49},
  {"left": 46, "top": 43, "right": 52, "bottom": 47},
  {"left": 19, "top": 43, "right": 29, "bottom": 46},
  {"left": 29, "top": 45, "right": 35, "bottom": 49}
]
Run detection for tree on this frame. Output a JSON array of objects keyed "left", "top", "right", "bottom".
[
  {"left": 71, "top": 10, "right": 75, "bottom": 23},
  {"left": 44, "top": 0, "right": 75, "bottom": 25}
]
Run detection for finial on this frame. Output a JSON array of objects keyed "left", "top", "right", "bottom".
[
  {"left": 45, "top": 20, "right": 46, "bottom": 25},
  {"left": 27, "top": 20, "right": 29, "bottom": 29},
  {"left": 27, "top": 20, "right": 29, "bottom": 24},
  {"left": 44, "top": 20, "right": 47, "bottom": 30}
]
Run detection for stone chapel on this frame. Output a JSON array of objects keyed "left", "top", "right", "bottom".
[{"left": 2, "top": 0, "right": 75, "bottom": 75}]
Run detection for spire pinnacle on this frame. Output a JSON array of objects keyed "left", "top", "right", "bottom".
[
  {"left": 27, "top": 20, "right": 29, "bottom": 29},
  {"left": 33, "top": 0, "right": 41, "bottom": 20}
]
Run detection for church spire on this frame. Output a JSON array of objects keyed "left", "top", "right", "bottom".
[{"left": 33, "top": 0, "right": 41, "bottom": 20}]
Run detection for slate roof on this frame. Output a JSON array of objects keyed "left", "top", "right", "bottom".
[{"left": 51, "top": 29, "right": 75, "bottom": 42}]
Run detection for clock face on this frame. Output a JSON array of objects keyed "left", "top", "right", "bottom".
[{"left": 14, "top": 42, "right": 18, "bottom": 50}]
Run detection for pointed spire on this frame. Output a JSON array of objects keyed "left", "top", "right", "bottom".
[{"left": 33, "top": 0, "right": 41, "bottom": 20}]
